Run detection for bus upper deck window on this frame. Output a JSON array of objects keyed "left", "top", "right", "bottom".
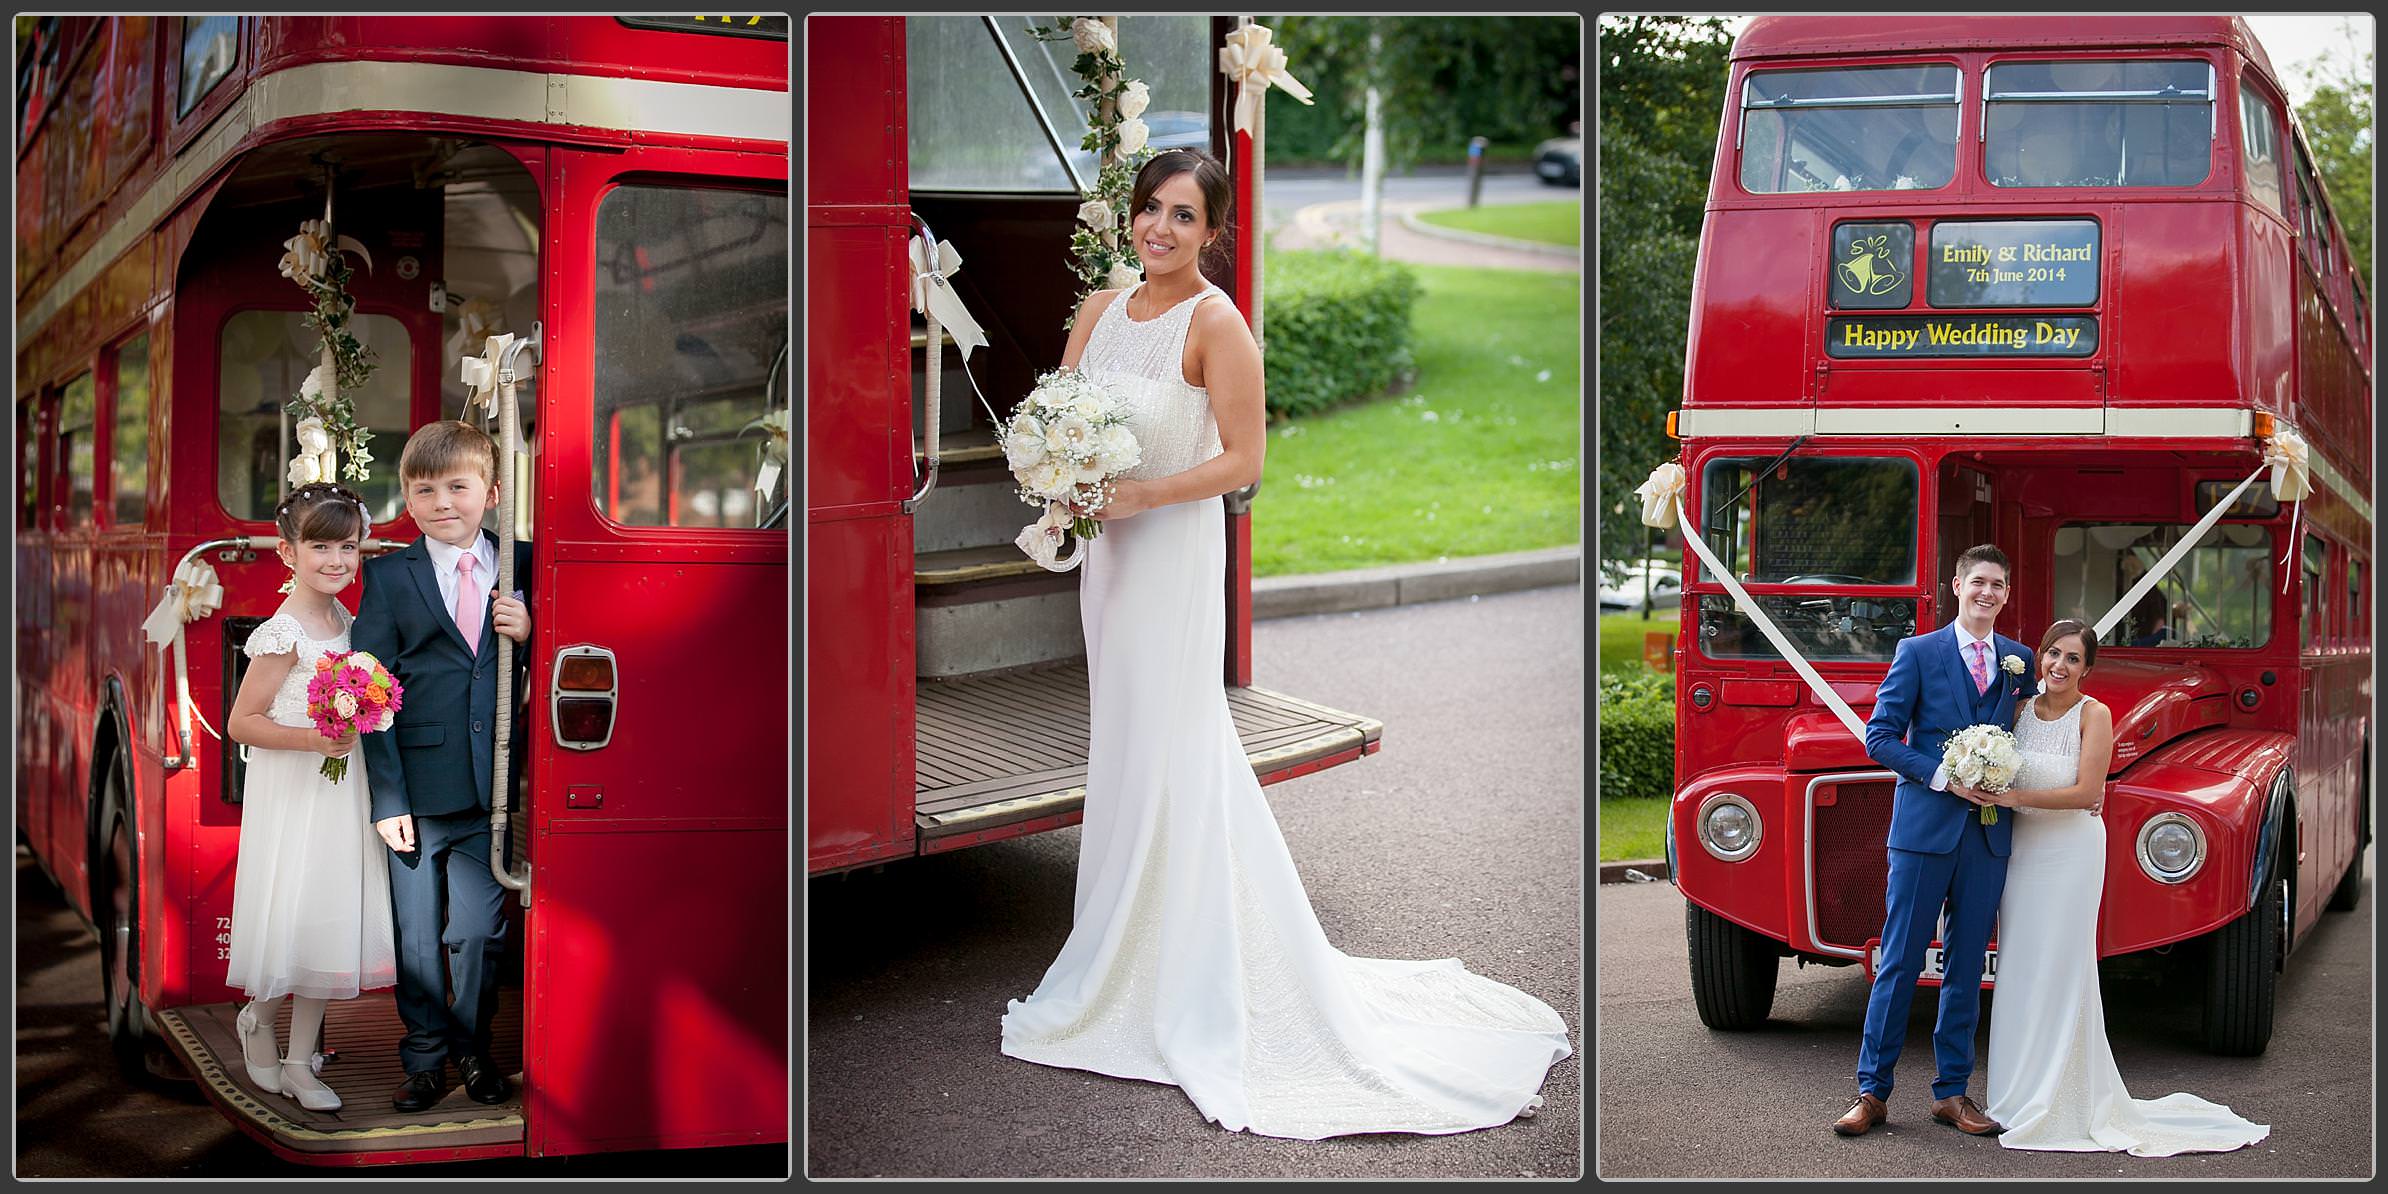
[
  {"left": 1986, "top": 59, "right": 2213, "bottom": 188},
  {"left": 177, "top": 16, "right": 239, "bottom": 119},
  {"left": 1739, "top": 65, "right": 1959, "bottom": 195},
  {"left": 2237, "top": 83, "right": 2285, "bottom": 215}
]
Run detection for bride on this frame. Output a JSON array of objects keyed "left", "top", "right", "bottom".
[
  {"left": 1981, "top": 619, "right": 2268, "bottom": 1155},
  {"left": 998, "top": 149, "right": 1573, "bottom": 1139}
]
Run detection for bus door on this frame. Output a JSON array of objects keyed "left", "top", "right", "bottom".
[
  {"left": 1936, "top": 458, "right": 1996, "bottom": 623},
  {"left": 523, "top": 145, "right": 789, "bottom": 1157}
]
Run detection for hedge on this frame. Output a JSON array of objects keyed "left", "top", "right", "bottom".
[
  {"left": 1263, "top": 249, "right": 1421, "bottom": 420},
  {"left": 1597, "top": 669, "right": 1676, "bottom": 801}
]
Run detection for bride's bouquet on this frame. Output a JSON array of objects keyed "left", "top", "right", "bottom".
[
  {"left": 1003, "top": 368, "right": 1141, "bottom": 572},
  {"left": 306, "top": 650, "right": 404, "bottom": 782},
  {"left": 1942, "top": 724, "right": 2021, "bottom": 825}
]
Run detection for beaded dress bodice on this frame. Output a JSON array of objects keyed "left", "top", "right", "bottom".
[
  {"left": 1078, "top": 281, "right": 1226, "bottom": 482},
  {"left": 2011, "top": 695, "right": 2086, "bottom": 811}
]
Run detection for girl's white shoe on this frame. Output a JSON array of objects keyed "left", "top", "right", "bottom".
[
  {"left": 236, "top": 1002, "right": 282, "bottom": 1094},
  {"left": 279, "top": 1060, "right": 342, "bottom": 1112}
]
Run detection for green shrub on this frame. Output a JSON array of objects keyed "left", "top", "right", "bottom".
[
  {"left": 1597, "top": 669, "right": 1676, "bottom": 800},
  {"left": 1264, "top": 249, "right": 1422, "bottom": 419}
]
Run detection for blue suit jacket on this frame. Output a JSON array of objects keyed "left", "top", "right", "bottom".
[
  {"left": 1863, "top": 623, "right": 2033, "bottom": 857},
  {"left": 354, "top": 530, "right": 533, "bottom": 823}
]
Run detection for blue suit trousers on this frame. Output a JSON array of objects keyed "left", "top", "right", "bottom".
[{"left": 1855, "top": 812, "right": 2006, "bottom": 1100}]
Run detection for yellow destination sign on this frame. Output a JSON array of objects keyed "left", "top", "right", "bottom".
[{"left": 1826, "top": 315, "right": 2097, "bottom": 358}]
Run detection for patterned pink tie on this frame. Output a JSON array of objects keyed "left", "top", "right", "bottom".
[
  {"left": 454, "top": 552, "right": 481, "bottom": 656},
  {"left": 1968, "top": 640, "right": 1989, "bottom": 696}
]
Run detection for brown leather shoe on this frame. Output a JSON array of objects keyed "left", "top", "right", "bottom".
[
  {"left": 1931, "top": 1094, "right": 2003, "bottom": 1135},
  {"left": 1832, "top": 1092, "right": 1887, "bottom": 1136}
]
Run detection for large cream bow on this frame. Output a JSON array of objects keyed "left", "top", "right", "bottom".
[
  {"left": 458, "top": 331, "right": 536, "bottom": 455},
  {"left": 1634, "top": 462, "right": 1687, "bottom": 530},
  {"left": 278, "top": 218, "right": 373, "bottom": 286},
  {"left": 2263, "top": 427, "right": 2312, "bottom": 502},
  {"left": 141, "top": 559, "right": 224, "bottom": 647},
  {"left": 1219, "top": 22, "right": 1314, "bottom": 135},
  {"left": 908, "top": 233, "right": 989, "bottom": 362},
  {"left": 1015, "top": 503, "right": 1090, "bottom": 573}
]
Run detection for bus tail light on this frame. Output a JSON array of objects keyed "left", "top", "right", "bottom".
[
  {"left": 552, "top": 646, "right": 618, "bottom": 750},
  {"left": 2253, "top": 411, "right": 2275, "bottom": 439},
  {"left": 1666, "top": 410, "right": 1681, "bottom": 439}
]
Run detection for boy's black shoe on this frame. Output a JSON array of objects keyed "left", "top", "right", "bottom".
[
  {"left": 458, "top": 1053, "right": 510, "bottom": 1105},
  {"left": 393, "top": 1067, "right": 449, "bottom": 1112}
]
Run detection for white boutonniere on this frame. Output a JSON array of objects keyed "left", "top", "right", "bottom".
[{"left": 2000, "top": 655, "right": 2026, "bottom": 677}]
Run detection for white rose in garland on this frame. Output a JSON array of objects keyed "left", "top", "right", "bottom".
[
  {"left": 1116, "top": 79, "right": 1150, "bottom": 120},
  {"left": 288, "top": 454, "right": 323, "bottom": 486},
  {"left": 1071, "top": 16, "right": 1114, "bottom": 54},
  {"left": 294, "top": 416, "right": 332, "bottom": 455},
  {"left": 1077, "top": 199, "right": 1114, "bottom": 232},
  {"left": 1115, "top": 117, "right": 1149, "bottom": 158},
  {"left": 1106, "top": 262, "right": 1143, "bottom": 290}
]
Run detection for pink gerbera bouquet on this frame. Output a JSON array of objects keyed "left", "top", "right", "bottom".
[{"left": 306, "top": 649, "right": 403, "bottom": 782}]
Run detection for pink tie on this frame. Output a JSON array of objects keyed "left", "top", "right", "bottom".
[
  {"left": 454, "top": 552, "right": 481, "bottom": 656},
  {"left": 1968, "top": 640, "right": 1990, "bottom": 696}
]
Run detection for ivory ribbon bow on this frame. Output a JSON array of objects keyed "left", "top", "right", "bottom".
[
  {"left": 2263, "top": 427, "right": 2312, "bottom": 502},
  {"left": 458, "top": 331, "right": 537, "bottom": 457},
  {"left": 907, "top": 233, "right": 989, "bottom": 362},
  {"left": 1016, "top": 503, "right": 1090, "bottom": 573},
  {"left": 1634, "top": 462, "right": 1687, "bottom": 530},
  {"left": 1219, "top": 22, "right": 1314, "bottom": 135},
  {"left": 141, "top": 559, "right": 224, "bottom": 647},
  {"left": 279, "top": 219, "right": 373, "bottom": 286}
]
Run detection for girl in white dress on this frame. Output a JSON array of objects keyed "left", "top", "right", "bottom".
[
  {"left": 1982, "top": 619, "right": 2268, "bottom": 1155},
  {"left": 224, "top": 482, "right": 399, "bottom": 1112},
  {"left": 999, "top": 150, "right": 1573, "bottom": 1139}
]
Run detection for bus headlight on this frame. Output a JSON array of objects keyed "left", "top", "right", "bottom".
[
  {"left": 1697, "top": 792, "right": 1763, "bottom": 862},
  {"left": 2136, "top": 812, "right": 2206, "bottom": 884}
]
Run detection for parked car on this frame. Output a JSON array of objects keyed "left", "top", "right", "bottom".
[
  {"left": 1598, "top": 560, "right": 1681, "bottom": 610},
  {"left": 1534, "top": 134, "right": 1581, "bottom": 186}
]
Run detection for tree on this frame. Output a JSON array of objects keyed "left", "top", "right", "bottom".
[
  {"left": 1268, "top": 16, "right": 1583, "bottom": 168},
  {"left": 2295, "top": 35, "right": 2373, "bottom": 296},
  {"left": 1595, "top": 16, "right": 1731, "bottom": 569}
]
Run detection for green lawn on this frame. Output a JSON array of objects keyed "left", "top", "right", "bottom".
[
  {"left": 1414, "top": 199, "right": 1582, "bottom": 248},
  {"left": 1598, "top": 610, "right": 1678, "bottom": 676},
  {"left": 1251, "top": 260, "right": 1580, "bottom": 576},
  {"left": 1599, "top": 796, "right": 1670, "bottom": 863}
]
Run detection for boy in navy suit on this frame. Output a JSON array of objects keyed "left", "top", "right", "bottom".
[
  {"left": 1834, "top": 544, "right": 2032, "bottom": 1139},
  {"left": 355, "top": 420, "right": 532, "bottom": 1112}
]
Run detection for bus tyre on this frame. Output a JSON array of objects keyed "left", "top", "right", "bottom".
[
  {"left": 95, "top": 772, "right": 150, "bottom": 1081},
  {"left": 2201, "top": 871, "right": 2282, "bottom": 1056},
  {"left": 1686, "top": 902, "right": 1779, "bottom": 1030}
]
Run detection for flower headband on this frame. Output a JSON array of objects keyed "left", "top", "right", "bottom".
[{"left": 275, "top": 482, "right": 373, "bottom": 537}]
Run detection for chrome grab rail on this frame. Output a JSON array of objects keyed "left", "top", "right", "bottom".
[{"left": 491, "top": 324, "right": 540, "bottom": 906}]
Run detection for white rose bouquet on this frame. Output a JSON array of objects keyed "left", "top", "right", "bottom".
[
  {"left": 1004, "top": 368, "right": 1141, "bottom": 571},
  {"left": 1942, "top": 724, "right": 2022, "bottom": 825}
]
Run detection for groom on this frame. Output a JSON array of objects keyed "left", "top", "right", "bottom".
[{"left": 1833, "top": 544, "right": 2033, "bottom": 1138}]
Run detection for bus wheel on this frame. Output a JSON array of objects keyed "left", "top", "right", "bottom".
[
  {"left": 2200, "top": 870, "right": 2282, "bottom": 1056},
  {"left": 1686, "top": 903, "right": 1778, "bottom": 1030},
  {"left": 2328, "top": 752, "right": 2367, "bottom": 912},
  {"left": 96, "top": 778, "right": 149, "bottom": 1080}
]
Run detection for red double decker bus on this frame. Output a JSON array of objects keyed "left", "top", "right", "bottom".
[
  {"left": 805, "top": 16, "right": 1381, "bottom": 877},
  {"left": 1664, "top": 16, "right": 2369, "bottom": 1055},
  {"left": 15, "top": 16, "right": 788, "bottom": 1164}
]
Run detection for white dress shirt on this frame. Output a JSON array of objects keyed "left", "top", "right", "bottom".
[
  {"left": 423, "top": 531, "right": 498, "bottom": 632},
  {"left": 1932, "top": 622, "right": 1998, "bottom": 793}
]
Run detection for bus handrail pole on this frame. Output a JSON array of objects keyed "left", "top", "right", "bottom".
[{"left": 491, "top": 325, "right": 539, "bottom": 906}]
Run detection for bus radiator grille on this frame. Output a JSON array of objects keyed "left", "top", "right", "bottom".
[{"left": 1811, "top": 779, "right": 1897, "bottom": 952}]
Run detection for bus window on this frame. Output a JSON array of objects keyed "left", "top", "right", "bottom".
[
  {"left": 177, "top": 16, "right": 238, "bottom": 118},
  {"left": 111, "top": 332, "right": 150, "bottom": 527},
  {"left": 1693, "top": 456, "right": 1920, "bottom": 663},
  {"left": 217, "top": 310, "right": 411, "bottom": 524},
  {"left": 18, "top": 397, "right": 41, "bottom": 530},
  {"left": 2300, "top": 534, "right": 2326, "bottom": 651},
  {"left": 2237, "top": 82, "right": 2285, "bottom": 216},
  {"left": 592, "top": 185, "right": 789, "bottom": 529},
  {"left": 1986, "top": 60, "right": 2212, "bottom": 188},
  {"left": 1739, "top": 64, "right": 1958, "bottom": 194},
  {"left": 2354, "top": 559, "right": 2368, "bottom": 644},
  {"left": 60, "top": 372, "right": 95, "bottom": 527},
  {"left": 2052, "top": 522, "right": 2271, "bottom": 649}
]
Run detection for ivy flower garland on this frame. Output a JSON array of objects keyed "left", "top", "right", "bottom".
[
  {"left": 1028, "top": 16, "right": 1160, "bottom": 312},
  {"left": 276, "top": 218, "right": 381, "bottom": 484}
]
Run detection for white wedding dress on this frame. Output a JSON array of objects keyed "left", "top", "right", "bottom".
[
  {"left": 1000, "top": 280, "right": 1573, "bottom": 1139},
  {"left": 1984, "top": 696, "right": 2268, "bottom": 1155}
]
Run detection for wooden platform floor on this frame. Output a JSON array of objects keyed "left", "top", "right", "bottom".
[
  {"left": 158, "top": 988, "right": 525, "bottom": 1158},
  {"left": 915, "top": 663, "right": 1382, "bottom": 837}
]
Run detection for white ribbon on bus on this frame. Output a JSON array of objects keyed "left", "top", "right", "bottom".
[
  {"left": 139, "top": 558, "right": 227, "bottom": 743},
  {"left": 1635, "top": 428, "right": 2312, "bottom": 745}
]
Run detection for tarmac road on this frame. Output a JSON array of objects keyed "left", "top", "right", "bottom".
[
  {"left": 1596, "top": 852, "right": 2375, "bottom": 1179},
  {"left": 805, "top": 584, "right": 1585, "bottom": 1179}
]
